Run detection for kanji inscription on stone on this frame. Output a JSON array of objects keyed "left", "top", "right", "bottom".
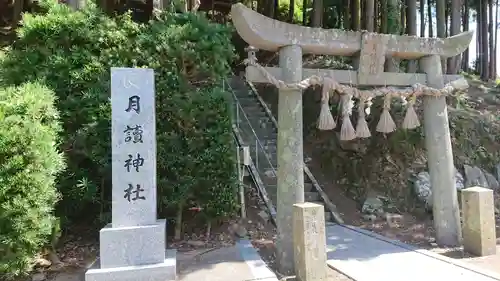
[{"left": 111, "top": 67, "right": 157, "bottom": 228}]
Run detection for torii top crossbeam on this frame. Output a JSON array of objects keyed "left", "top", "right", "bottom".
[
  {"left": 231, "top": 3, "right": 473, "bottom": 60},
  {"left": 231, "top": 3, "right": 473, "bottom": 87}
]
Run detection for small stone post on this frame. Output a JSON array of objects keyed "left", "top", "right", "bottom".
[
  {"left": 276, "top": 44, "right": 305, "bottom": 275},
  {"left": 461, "top": 187, "right": 497, "bottom": 256},
  {"left": 419, "top": 55, "right": 462, "bottom": 246},
  {"left": 293, "top": 203, "right": 327, "bottom": 281}
]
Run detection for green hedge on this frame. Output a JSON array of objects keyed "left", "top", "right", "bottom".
[
  {"left": 1, "top": 0, "right": 238, "bottom": 229},
  {"left": 0, "top": 82, "right": 65, "bottom": 279}
]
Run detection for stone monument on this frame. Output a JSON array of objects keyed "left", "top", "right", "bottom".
[
  {"left": 230, "top": 3, "right": 473, "bottom": 274},
  {"left": 85, "top": 67, "right": 176, "bottom": 281}
]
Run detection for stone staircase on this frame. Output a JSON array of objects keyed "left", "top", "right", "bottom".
[{"left": 229, "top": 76, "right": 334, "bottom": 222}]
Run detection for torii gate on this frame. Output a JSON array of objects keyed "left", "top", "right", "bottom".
[{"left": 230, "top": 3, "right": 473, "bottom": 275}]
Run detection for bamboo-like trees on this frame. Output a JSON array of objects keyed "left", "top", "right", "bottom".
[{"left": 1, "top": 0, "right": 498, "bottom": 80}]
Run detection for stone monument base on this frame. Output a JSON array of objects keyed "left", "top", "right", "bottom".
[
  {"left": 85, "top": 219, "right": 176, "bottom": 281},
  {"left": 99, "top": 220, "right": 167, "bottom": 268},
  {"left": 85, "top": 249, "right": 177, "bottom": 281}
]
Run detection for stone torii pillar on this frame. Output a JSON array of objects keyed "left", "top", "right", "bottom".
[
  {"left": 231, "top": 3, "right": 473, "bottom": 271},
  {"left": 275, "top": 44, "right": 305, "bottom": 275},
  {"left": 419, "top": 55, "right": 463, "bottom": 245},
  {"left": 244, "top": 37, "right": 305, "bottom": 277}
]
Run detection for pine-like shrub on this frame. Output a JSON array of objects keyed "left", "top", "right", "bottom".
[{"left": 0, "top": 82, "right": 65, "bottom": 280}]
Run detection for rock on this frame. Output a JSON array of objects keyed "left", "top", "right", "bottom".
[
  {"left": 235, "top": 226, "right": 248, "bottom": 238},
  {"left": 495, "top": 163, "right": 500, "bottom": 181},
  {"left": 362, "top": 214, "right": 377, "bottom": 222},
  {"left": 35, "top": 257, "right": 52, "bottom": 268},
  {"left": 413, "top": 168, "right": 465, "bottom": 208},
  {"left": 483, "top": 171, "right": 500, "bottom": 190},
  {"left": 413, "top": 172, "right": 432, "bottom": 208},
  {"left": 464, "top": 165, "right": 489, "bottom": 188},
  {"left": 32, "top": 273, "right": 46, "bottom": 281},
  {"left": 361, "top": 195, "right": 384, "bottom": 215},
  {"left": 229, "top": 223, "right": 248, "bottom": 238},
  {"left": 385, "top": 213, "right": 403, "bottom": 228}
]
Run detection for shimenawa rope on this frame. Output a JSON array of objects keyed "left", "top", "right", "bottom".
[{"left": 243, "top": 59, "right": 469, "bottom": 140}]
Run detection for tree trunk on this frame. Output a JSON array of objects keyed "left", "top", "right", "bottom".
[
  {"left": 480, "top": 0, "right": 489, "bottom": 80},
  {"left": 267, "top": 0, "right": 276, "bottom": 19},
  {"left": 385, "top": 0, "right": 401, "bottom": 72},
  {"left": 12, "top": 0, "right": 24, "bottom": 28},
  {"left": 361, "top": 0, "right": 365, "bottom": 29},
  {"left": 365, "top": 0, "right": 375, "bottom": 31},
  {"left": 461, "top": 0, "right": 470, "bottom": 71},
  {"left": 444, "top": 1, "right": 449, "bottom": 36},
  {"left": 351, "top": 0, "right": 360, "bottom": 30},
  {"left": 381, "top": 0, "right": 388, "bottom": 33},
  {"left": 494, "top": 0, "right": 499, "bottom": 77},
  {"left": 344, "top": 0, "right": 351, "bottom": 30},
  {"left": 477, "top": 2, "right": 482, "bottom": 72},
  {"left": 289, "top": 0, "right": 295, "bottom": 22},
  {"left": 273, "top": 0, "right": 279, "bottom": 18},
  {"left": 302, "top": 0, "right": 308, "bottom": 24},
  {"left": 447, "top": 0, "right": 462, "bottom": 74},
  {"left": 488, "top": 0, "right": 494, "bottom": 79},
  {"left": 420, "top": 0, "right": 426, "bottom": 36},
  {"left": 427, "top": 0, "right": 433, "bottom": 37},
  {"left": 174, "top": 201, "right": 184, "bottom": 240},
  {"left": 407, "top": 0, "right": 418, "bottom": 72},
  {"left": 257, "top": 0, "right": 264, "bottom": 14},
  {"left": 311, "top": 0, "right": 323, "bottom": 27},
  {"left": 374, "top": 0, "right": 380, "bottom": 31},
  {"left": 436, "top": 0, "right": 447, "bottom": 73},
  {"left": 401, "top": 1, "right": 406, "bottom": 34}
]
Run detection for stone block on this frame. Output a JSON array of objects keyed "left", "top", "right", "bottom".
[
  {"left": 461, "top": 186, "right": 496, "bottom": 256},
  {"left": 293, "top": 202, "right": 327, "bottom": 281},
  {"left": 111, "top": 67, "right": 157, "bottom": 228},
  {"left": 357, "top": 33, "right": 388, "bottom": 85},
  {"left": 99, "top": 219, "right": 166, "bottom": 268},
  {"left": 85, "top": 249, "right": 176, "bottom": 281}
]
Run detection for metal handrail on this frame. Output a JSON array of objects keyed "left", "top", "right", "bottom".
[
  {"left": 232, "top": 125, "right": 277, "bottom": 224},
  {"left": 244, "top": 79, "right": 344, "bottom": 224},
  {"left": 225, "top": 79, "right": 277, "bottom": 178}
]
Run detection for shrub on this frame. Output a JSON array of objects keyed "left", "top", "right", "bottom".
[
  {"left": 1, "top": 1, "right": 238, "bottom": 230},
  {"left": 157, "top": 86, "right": 237, "bottom": 237},
  {"left": 1, "top": 3, "right": 138, "bottom": 221},
  {"left": 0, "top": 82, "right": 65, "bottom": 280}
]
